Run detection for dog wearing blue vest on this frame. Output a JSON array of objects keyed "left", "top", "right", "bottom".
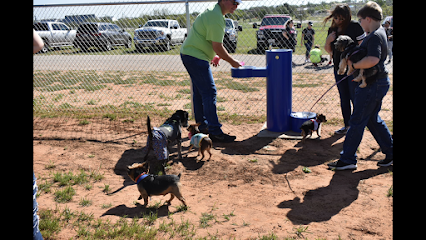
[
  {"left": 143, "top": 110, "right": 189, "bottom": 174},
  {"left": 187, "top": 123, "right": 212, "bottom": 161},
  {"left": 126, "top": 162, "right": 187, "bottom": 207}
]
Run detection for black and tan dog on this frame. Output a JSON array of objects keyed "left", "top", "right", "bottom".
[
  {"left": 334, "top": 35, "right": 379, "bottom": 88},
  {"left": 300, "top": 114, "right": 327, "bottom": 143},
  {"left": 143, "top": 110, "right": 189, "bottom": 174},
  {"left": 187, "top": 123, "right": 213, "bottom": 161},
  {"left": 127, "top": 162, "right": 187, "bottom": 207}
]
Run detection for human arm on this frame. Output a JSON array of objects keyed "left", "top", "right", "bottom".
[
  {"left": 33, "top": 29, "right": 44, "bottom": 54},
  {"left": 349, "top": 56, "right": 380, "bottom": 70},
  {"left": 324, "top": 31, "right": 336, "bottom": 54},
  {"left": 282, "top": 31, "right": 289, "bottom": 40},
  {"left": 212, "top": 41, "right": 241, "bottom": 68}
]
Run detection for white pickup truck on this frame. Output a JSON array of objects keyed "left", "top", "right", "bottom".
[
  {"left": 134, "top": 19, "right": 187, "bottom": 52},
  {"left": 33, "top": 22, "right": 77, "bottom": 53}
]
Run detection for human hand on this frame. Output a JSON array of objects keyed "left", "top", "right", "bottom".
[
  {"left": 230, "top": 59, "right": 242, "bottom": 68},
  {"left": 326, "top": 31, "right": 336, "bottom": 44},
  {"left": 210, "top": 55, "right": 220, "bottom": 67}
]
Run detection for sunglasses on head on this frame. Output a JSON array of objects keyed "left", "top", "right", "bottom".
[{"left": 230, "top": 0, "right": 239, "bottom": 5}]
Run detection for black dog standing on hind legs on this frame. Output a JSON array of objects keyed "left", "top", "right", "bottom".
[
  {"left": 300, "top": 114, "right": 327, "bottom": 143},
  {"left": 143, "top": 110, "right": 189, "bottom": 175}
]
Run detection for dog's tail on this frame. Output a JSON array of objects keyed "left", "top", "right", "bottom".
[{"left": 147, "top": 115, "right": 153, "bottom": 139}]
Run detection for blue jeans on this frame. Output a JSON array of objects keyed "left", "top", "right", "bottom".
[
  {"left": 334, "top": 70, "right": 357, "bottom": 127},
  {"left": 304, "top": 40, "right": 313, "bottom": 59},
  {"left": 339, "top": 77, "right": 393, "bottom": 164},
  {"left": 180, "top": 54, "right": 223, "bottom": 135},
  {"left": 33, "top": 173, "right": 43, "bottom": 240}
]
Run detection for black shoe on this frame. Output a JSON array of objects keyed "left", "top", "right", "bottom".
[
  {"left": 327, "top": 160, "right": 357, "bottom": 170},
  {"left": 199, "top": 128, "right": 209, "bottom": 134},
  {"left": 377, "top": 158, "right": 393, "bottom": 167},
  {"left": 210, "top": 133, "right": 236, "bottom": 143}
]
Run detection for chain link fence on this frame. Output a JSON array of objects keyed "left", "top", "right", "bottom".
[{"left": 33, "top": 0, "right": 393, "bottom": 141}]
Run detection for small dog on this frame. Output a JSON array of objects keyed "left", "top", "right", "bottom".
[
  {"left": 334, "top": 35, "right": 379, "bottom": 88},
  {"left": 300, "top": 114, "right": 327, "bottom": 142},
  {"left": 187, "top": 123, "right": 213, "bottom": 161},
  {"left": 127, "top": 162, "right": 187, "bottom": 207},
  {"left": 144, "top": 110, "right": 189, "bottom": 174}
]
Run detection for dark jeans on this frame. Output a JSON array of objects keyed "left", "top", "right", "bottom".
[
  {"left": 304, "top": 40, "right": 313, "bottom": 59},
  {"left": 340, "top": 77, "right": 393, "bottom": 164},
  {"left": 180, "top": 54, "right": 223, "bottom": 135},
  {"left": 334, "top": 70, "right": 357, "bottom": 127}
]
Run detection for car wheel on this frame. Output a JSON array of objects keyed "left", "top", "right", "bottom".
[
  {"left": 162, "top": 39, "right": 170, "bottom": 51},
  {"left": 126, "top": 38, "right": 132, "bottom": 48},
  {"left": 40, "top": 45, "right": 49, "bottom": 53},
  {"left": 39, "top": 39, "right": 49, "bottom": 53},
  {"left": 103, "top": 40, "right": 112, "bottom": 51}
]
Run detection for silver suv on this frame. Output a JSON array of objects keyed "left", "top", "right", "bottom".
[{"left": 73, "top": 22, "right": 132, "bottom": 51}]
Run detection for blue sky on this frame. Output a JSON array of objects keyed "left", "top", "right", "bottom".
[{"left": 33, "top": 0, "right": 341, "bottom": 21}]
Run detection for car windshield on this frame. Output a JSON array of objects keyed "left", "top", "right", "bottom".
[
  {"left": 143, "top": 21, "right": 168, "bottom": 28},
  {"left": 261, "top": 17, "right": 289, "bottom": 26}
]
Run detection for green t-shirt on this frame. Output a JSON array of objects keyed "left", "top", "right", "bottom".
[
  {"left": 309, "top": 48, "right": 322, "bottom": 63},
  {"left": 180, "top": 3, "right": 225, "bottom": 62}
]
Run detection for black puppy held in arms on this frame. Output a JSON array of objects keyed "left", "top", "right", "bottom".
[
  {"left": 334, "top": 35, "right": 379, "bottom": 88},
  {"left": 127, "top": 162, "right": 187, "bottom": 207},
  {"left": 300, "top": 114, "right": 327, "bottom": 143},
  {"left": 143, "top": 110, "right": 189, "bottom": 175}
]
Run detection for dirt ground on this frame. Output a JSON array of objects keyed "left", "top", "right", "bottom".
[{"left": 34, "top": 119, "right": 393, "bottom": 239}]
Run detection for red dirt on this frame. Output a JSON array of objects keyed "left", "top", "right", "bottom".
[{"left": 34, "top": 121, "right": 393, "bottom": 239}]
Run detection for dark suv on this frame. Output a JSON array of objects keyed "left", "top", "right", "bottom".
[
  {"left": 223, "top": 18, "right": 242, "bottom": 53},
  {"left": 255, "top": 14, "right": 291, "bottom": 50},
  {"left": 74, "top": 22, "right": 132, "bottom": 51}
]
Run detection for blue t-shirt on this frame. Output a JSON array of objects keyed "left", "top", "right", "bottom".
[{"left": 359, "top": 26, "right": 388, "bottom": 79}]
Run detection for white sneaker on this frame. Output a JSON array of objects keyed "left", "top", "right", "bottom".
[{"left": 335, "top": 126, "right": 349, "bottom": 135}]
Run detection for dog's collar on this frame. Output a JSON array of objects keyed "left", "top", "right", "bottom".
[{"left": 135, "top": 172, "right": 149, "bottom": 184}]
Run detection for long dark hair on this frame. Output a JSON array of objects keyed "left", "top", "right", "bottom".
[{"left": 323, "top": 4, "right": 352, "bottom": 34}]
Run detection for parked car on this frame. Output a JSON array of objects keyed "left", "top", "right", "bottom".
[
  {"left": 33, "top": 21, "right": 77, "bottom": 53},
  {"left": 73, "top": 22, "right": 132, "bottom": 51},
  {"left": 223, "top": 18, "right": 242, "bottom": 53},
  {"left": 134, "top": 19, "right": 187, "bottom": 52},
  {"left": 254, "top": 14, "right": 292, "bottom": 50}
]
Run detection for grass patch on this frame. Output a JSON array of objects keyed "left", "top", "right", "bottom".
[{"left": 54, "top": 185, "right": 76, "bottom": 203}]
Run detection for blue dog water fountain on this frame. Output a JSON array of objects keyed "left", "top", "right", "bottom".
[
  {"left": 290, "top": 112, "right": 317, "bottom": 133},
  {"left": 231, "top": 49, "right": 316, "bottom": 138}
]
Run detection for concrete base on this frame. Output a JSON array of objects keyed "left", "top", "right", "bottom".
[{"left": 257, "top": 122, "right": 319, "bottom": 140}]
